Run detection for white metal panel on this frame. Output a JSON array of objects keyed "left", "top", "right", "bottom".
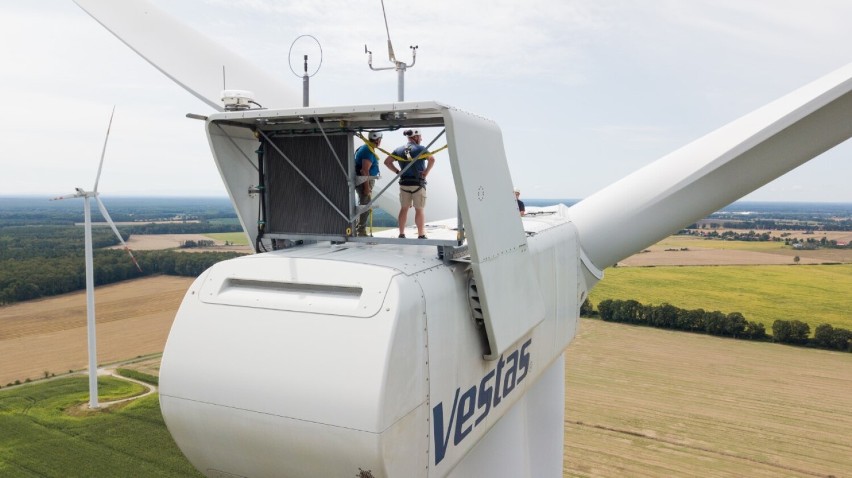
[
  {"left": 198, "top": 255, "right": 395, "bottom": 318},
  {"left": 161, "top": 259, "right": 430, "bottom": 477},
  {"left": 447, "top": 355, "right": 565, "bottom": 478},
  {"left": 207, "top": 123, "right": 260, "bottom": 246},
  {"left": 569, "top": 61, "right": 852, "bottom": 270},
  {"left": 443, "top": 108, "right": 544, "bottom": 359},
  {"left": 73, "top": 0, "right": 300, "bottom": 111},
  {"left": 417, "top": 264, "right": 535, "bottom": 475}
]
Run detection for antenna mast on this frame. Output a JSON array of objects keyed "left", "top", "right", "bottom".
[
  {"left": 366, "top": 0, "right": 418, "bottom": 102},
  {"left": 288, "top": 35, "right": 323, "bottom": 107}
]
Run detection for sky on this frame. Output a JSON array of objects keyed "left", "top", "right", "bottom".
[{"left": 1, "top": 0, "right": 852, "bottom": 201}]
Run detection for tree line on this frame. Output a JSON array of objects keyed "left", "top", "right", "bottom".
[
  {"left": 0, "top": 224, "right": 242, "bottom": 305},
  {"left": 587, "top": 299, "right": 851, "bottom": 353},
  {"left": 0, "top": 248, "right": 242, "bottom": 305}
]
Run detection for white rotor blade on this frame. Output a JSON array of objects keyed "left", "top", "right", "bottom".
[
  {"left": 569, "top": 61, "right": 852, "bottom": 271},
  {"left": 95, "top": 195, "right": 142, "bottom": 272},
  {"left": 51, "top": 192, "right": 83, "bottom": 201},
  {"left": 73, "top": 0, "right": 300, "bottom": 110},
  {"left": 93, "top": 106, "right": 115, "bottom": 193}
]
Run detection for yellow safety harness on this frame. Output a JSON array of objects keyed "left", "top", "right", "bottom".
[{"left": 355, "top": 132, "right": 448, "bottom": 162}]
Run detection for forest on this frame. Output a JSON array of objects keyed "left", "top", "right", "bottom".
[{"left": 0, "top": 197, "right": 244, "bottom": 305}]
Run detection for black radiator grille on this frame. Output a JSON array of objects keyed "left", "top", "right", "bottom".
[{"left": 265, "top": 134, "right": 351, "bottom": 235}]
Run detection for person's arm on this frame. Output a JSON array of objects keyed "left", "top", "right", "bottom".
[
  {"left": 359, "top": 158, "right": 372, "bottom": 177},
  {"left": 384, "top": 156, "right": 400, "bottom": 174},
  {"left": 422, "top": 156, "right": 435, "bottom": 178},
  {"left": 359, "top": 158, "right": 373, "bottom": 194}
]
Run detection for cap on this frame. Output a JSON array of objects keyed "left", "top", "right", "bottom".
[
  {"left": 403, "top": 129, "right": 421, "bottom": 137},
  {"left": 368, "top": 131, "right": 383, "bottom": 141},
  {"left": 513, "top": 187, "right": 520, "bottom": 193}
]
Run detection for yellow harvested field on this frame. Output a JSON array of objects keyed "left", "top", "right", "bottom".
[
  {"left": 619, "top": 248, "right": 825, "bottom": 266},
  {"left": 619, "top": 233, "right": 852, "bottom": 267},
  {"left": 0, "top": 276, "right": 193, "bottom": 385},
  {"left": 564, "top": 319, "right": 852, "bottom": 477},
  {"left": 3, "top": 278, "right": 850, "bottom": 476},
  {"left": 111, "top": 233, "right": 251, "bottom": 253}
]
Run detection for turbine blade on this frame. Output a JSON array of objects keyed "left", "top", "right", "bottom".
[
  {"left": 95, "top": 196, "right": 143, "bottom": 272},
  {"left": 51, "top": 192, "right": 82, "bottom": 201},
  {"left": 569, "top": 61, "right": 852, "bottom": 271},
  {"left": 73, "top": 0, "right": 300, "bottom": 110},
  {"left": 93, "top": 105, "right": 115, "bottom": 193}
]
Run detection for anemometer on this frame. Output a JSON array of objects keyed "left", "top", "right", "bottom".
[{"left": 365, "top": 0, "right": 418, "bottom": 102}]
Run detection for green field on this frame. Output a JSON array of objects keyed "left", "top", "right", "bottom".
[
  {"left": 0, "top": 377, "right": 200, "bottom": 477},
  {"left": 205, "top": 232, "right": 249, "bottom": 245},
  {"left": 589, "top": 264, "right": 852, "bottom": 330},
  {"left": 653, "top": 235, "right": 792, "bottom": 252}
]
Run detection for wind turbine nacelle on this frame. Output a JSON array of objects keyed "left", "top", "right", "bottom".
[{"left": 159, "top": 209, "right": 586, "bottom": 477}]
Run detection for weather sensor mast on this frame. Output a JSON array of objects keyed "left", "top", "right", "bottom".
[{"left": 366, "top": 0, "right": 418, "bottom": 102}]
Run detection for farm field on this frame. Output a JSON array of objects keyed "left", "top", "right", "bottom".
[
  {"left": 2, "top": 278, "right": 851, "bottom": 476},
  {"left": 205, "top": 232, "right": 250, "bottom": 246},
  {"left": 0, "top": 376, "right": 202, "bottom": 477},
  {"left": 589, "top": 264, "right": 852, "bottom": 331},
  {"left": 110, "top": 233, "right": 251, "bottom": 252},
  {"left": 619, "top": 234, "right": 852, "bottom": 267},
  {"left": 563, "top": 318, "right": 852, "bottom": 477},
  {"left": 0, "top": 276, "right": 194, "bottom": 386}
]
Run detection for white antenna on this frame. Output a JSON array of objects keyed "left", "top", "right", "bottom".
[
  {"left": 51, "top": 106, "right": 142, "bottom": 409},
  {"left": 365, "top": 0, "right": 418, "bottom": 102}
]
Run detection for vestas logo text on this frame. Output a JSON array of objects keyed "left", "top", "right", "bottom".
[{"left": 432, "top": 339, "right": 532, "bottom": 465}]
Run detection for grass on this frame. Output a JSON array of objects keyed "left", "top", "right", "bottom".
[
  {"left": 204, "top": 232, "right": 249, "bottom": 245},
  {"left": 654, "top": 235, "right": 790, "bottom": 252},
  {"left": 0, "top": 377, "right": 201, "bottom": 477},
  {"left": 589, "top": 264, "right": 852, "bottom": 330},
  {"left": 115, "top": 368, "right": 159, "bottom": 386}
]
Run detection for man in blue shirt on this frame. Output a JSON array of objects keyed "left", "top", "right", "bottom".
[
  {"left": 383, "top": 129, "right": 436, "bottom": 239},
  {"left": 354, "top": 131, "right": 382, "bottom": 236}
]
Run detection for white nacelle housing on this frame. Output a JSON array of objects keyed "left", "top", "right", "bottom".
[{"left": 159, "top": 206, "right": 586, "bottom": 477}]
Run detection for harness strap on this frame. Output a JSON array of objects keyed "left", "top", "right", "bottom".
[{"left": 355, "top": 131, "right": 448, "bottom": 162}]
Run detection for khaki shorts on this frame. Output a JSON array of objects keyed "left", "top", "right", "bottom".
[{"left": 400, "top": 186, "right": 427, "bottom": 209}]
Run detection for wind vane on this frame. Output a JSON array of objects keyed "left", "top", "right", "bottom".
[{"left": 365, "top": 0, "right": 418, "bottom": 102}]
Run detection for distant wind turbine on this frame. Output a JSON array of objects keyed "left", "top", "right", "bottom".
[{"left": 51, "top": 106, "right": 141, "bottom": 409}]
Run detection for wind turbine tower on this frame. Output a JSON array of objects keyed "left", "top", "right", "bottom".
[{"left": 52, "top": 106, "right": 141, "bottom": 409}]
